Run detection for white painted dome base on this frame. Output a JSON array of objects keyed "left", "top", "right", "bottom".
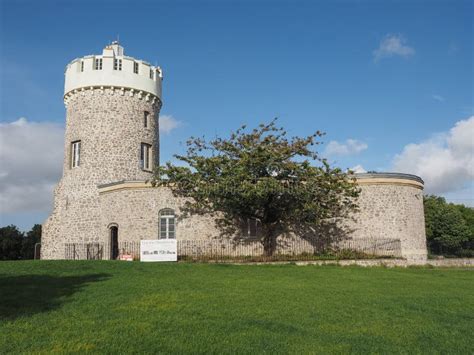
[{"left": 64, "top": 42, "right": 162, "bottom": 101}]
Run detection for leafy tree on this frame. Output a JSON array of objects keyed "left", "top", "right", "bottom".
[
  {"left": 454, "top": 204, "right": 474, "bottom": 233},
  {"left": 453, "top": 203, "right": 474, "bottom": 254},
  {"left": 424, "top": 195, "right": 471, "bottom": 255},
  {"left": 0, "top": 224, "right": 42, "bottom": 260},
  {"left": 0, "top": 225, "right": 24, "bottom": 260},
  {"left": 21, "top": 224, "right": 42, "bottom": 259},
  {"left": 154, "top": 119, "right": 360, "bottom": 255}
]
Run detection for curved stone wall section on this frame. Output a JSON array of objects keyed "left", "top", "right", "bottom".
[
  {"left": 44, "top": 174, "right": 427, "bottom": 261},
  {"left": 350, "top": 173, "right": 427, "bottom": 263},
  {"left": 62, "top": 88, "right": 160, "bottom": 183},
  {"left": 41, "top": 89, "right": 161, "bottom": 259},
  {"left": 95, "top": 173, "right": 427, "bottom": 263},
  {"left": 43, "top": 173, "right": 428, "bottom": 261}
]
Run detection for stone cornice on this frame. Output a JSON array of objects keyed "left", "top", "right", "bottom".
[
  {"left": 355, "top": 172, "right": 424, "bottom": 184},
  {"left": 355, "top": 173, "right": 424, "bottom": 190},
  {"left": 98, "top": 173, "right": 424, "bottom": 196},
  {"left": 355, "top": 178, "right": 424, "bottom": 190},
  {"left": 98, "top": 180, "right": 153, "bottom": 194},
  {"left": 64, "top": 86, "right": 162, "bottom": 108}
]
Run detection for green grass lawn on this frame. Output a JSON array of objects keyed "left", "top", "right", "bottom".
[{"left": 0, "top": 261, "right": 473, "bottom": 354}]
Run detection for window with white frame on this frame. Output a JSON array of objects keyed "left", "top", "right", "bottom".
[
  {"left": 114, "top": 58, "right": 122, "bottom": 71},
  {"left": 241, "top": 218, "right": 261, "bottom": 238},
  {"left": 71, "top": 140, "right": 81, "bottom": 168},
  {"left": 149, "top": 68, "right": 154, "bottom": 79},
  {"left": 144, "top": 111, "right": 149, "bottom": 128},
  {"left": 94, "top": 57, "right": 102, "bottom": 70},
  {"left": 80, "top": 61, "right": 84, "bottom": 72},
  {"left": 133, "top": 62, "right": 139, "bottom": 74},
  {"left": 140, "top": 143, "right": 152, "bottom": 170},
  {"left": 159, "top": 208, "right": 175, "bottom": 239}
]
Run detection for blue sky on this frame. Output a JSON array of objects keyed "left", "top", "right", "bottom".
[{"left": 1, "top": 0, "right": 473, "bottom": 230}]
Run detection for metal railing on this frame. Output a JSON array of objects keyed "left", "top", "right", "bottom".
[
  {"left": 34, "top": 243, "right": 41, "bottom": 260},
  {"left": 64, "top": 237, "right": 402, "bottom": 261},
  {"left": 65, "top": 241, "right": 141, "bottom": 260}
]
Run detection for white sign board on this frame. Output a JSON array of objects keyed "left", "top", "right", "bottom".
[{"left": 140, "top": 239, "right": 177, "bottom": 262}]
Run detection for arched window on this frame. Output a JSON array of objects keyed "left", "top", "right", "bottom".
[
  {"left": 159, "top": 208, "right": 175, "bottom": 239},
  {"left": 109, "top": 225, "right": 119, "bottom": 260}
]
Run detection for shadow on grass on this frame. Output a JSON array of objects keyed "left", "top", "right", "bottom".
[{"left": 0, "top": 273, "right": 110, "bottom": 320}]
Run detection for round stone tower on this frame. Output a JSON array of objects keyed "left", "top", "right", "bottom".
[{"left": 42, "top": 42, "right": 163, "bottom": 259}]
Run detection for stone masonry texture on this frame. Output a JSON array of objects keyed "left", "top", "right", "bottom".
[
  {"left": 42, "top": 88, "right": 427, "bottom": 263},
  {"left": 42, "top": 88, "right": 160, "bottom": 258}
]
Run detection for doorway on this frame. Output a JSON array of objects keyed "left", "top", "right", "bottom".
[{"left": 110, "top": 226, "right": 119, "bottom": 260}]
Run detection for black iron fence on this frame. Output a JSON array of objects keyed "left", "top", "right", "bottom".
[
  {"left": 65, "top": 241, "right": 140, "bottom": 260},
  {"left": 64, "top": 237, "right": 402, "bottom": 261}
]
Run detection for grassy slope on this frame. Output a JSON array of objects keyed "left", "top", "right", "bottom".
[{"left": 0, "top": 261, "right": 473, "bottom": 354}]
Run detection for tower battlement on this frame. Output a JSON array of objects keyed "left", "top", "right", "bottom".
[{"left": 64, "top": 42, "right": 162, "bottom": 103}]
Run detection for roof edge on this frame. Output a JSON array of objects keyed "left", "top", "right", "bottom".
[{"left": 354, "top": 172, "right": 424, "bottom": 185}]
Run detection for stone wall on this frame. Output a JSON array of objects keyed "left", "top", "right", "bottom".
[
  {"left": 293, "top": 258, "right": 473, "bottom": 267},
  {"left": 43, "top": 174, "right": 428, "bottom": 262},
  {"left": 348, "top": 178, "right": 427, "bottom": 263},
  {"left": 41, "top": 88, "right": 161, "bottom": 259},
  {"left": 98, "top": 185, "right": 220, "bottom": 245},
  {"left": 426, "top": 258, "right": 474, "bottom": 267}
]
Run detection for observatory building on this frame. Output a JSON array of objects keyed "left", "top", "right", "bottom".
[{"left": 42, "top": 43, "right": 428, "bottom": 263}]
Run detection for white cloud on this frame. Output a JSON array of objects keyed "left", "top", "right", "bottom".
[
  {"left": 442, "top": 182, "right": 474, "bottom": 207},
  {"left": 392, "top": 116, "right": 474, "bottom": 195},
  {"left": 0, "top": 118, "right": 64, "bottom": 214},
  {"left": 0, "top": 114, "right": 181, "bottom": 215},
  {"left": 324, "top": 139, "right": 368, "bottom": 157},
  {"left": 373, "top": 34, "right": 415, "bottom": 62},
  {"left": 350, "top": 165, "right": 367, "bottom": 174},
  {"left": 432, "top": 95, "right": 445, "bottom": 102},
  {"left": 160, "top": 115, "right": 182, "bottom": 134}
]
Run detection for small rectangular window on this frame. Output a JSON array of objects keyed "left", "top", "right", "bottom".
[
  {"left": 80, "top": 61, "right": 84, "bottom": 72},
  {"left": 133, "top": 62, "right": 139, "bottom": 74},
  {"left": 241, "top": 218, "right": 261, "bottom": 238},
  {"left": 144, "top": 111, "right": 149, "bottom": 128},
  {"left": 114, "top": 58, "right": 122, "bottom": 71},
  {"left": 160, "top": 209, "right": 176, "bottom": 239},
  {"left": 149, "top": 69, "right": 154, "bottom": 79},
  {"left": 140, "top": 143, "right": 152, "bottom": 171},
  {"left": 94, "top": 58, "right": 102, "bottom": 70},
  {"left": 71, "top": 141, "right": 81, "bottom": 168}
]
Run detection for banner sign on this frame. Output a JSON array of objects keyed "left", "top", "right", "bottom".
[
  {"left": 140, "top": 239, "right": 177, "bottom": 262},
  {"left": 119, "top": 254, "right": 134, "bottom": 261}
]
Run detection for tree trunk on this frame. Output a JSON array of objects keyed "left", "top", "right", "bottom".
[{"left": 262, "top": 226, "right": 277, "bottom": 257}]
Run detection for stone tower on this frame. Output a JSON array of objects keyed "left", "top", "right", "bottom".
[{"left": 42, "top": 42, "right": 163, "bottom": 258}]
